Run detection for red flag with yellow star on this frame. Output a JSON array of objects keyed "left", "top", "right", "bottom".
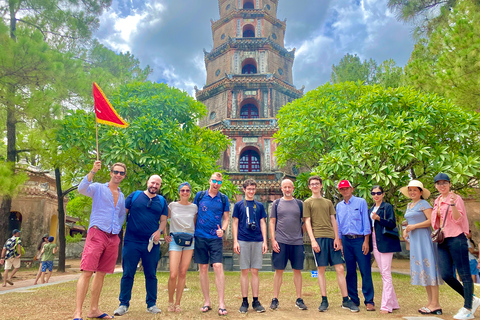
[{"left": 93, "top": 82, "right": 128, "bottom": 128}]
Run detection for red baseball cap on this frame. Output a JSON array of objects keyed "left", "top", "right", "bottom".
[{"left": 338, "top": 180, "right": 352, "bottom": 189}]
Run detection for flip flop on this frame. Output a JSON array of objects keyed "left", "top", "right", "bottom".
[
  {"left": 6, "top": 279, "right": 13, "bottom": 285},
  {"left": 218, "top": 308, "right": 228, "bottom": 316},
  {"left": 430, "top": 309, "right": 442, "bottom": 315},
  {"left": 201, "top": 306, "right": 212, "bottom": 313},
  {"left": 73, "top": 318, "right": 83, "bottom": 320},
  {"left": 87, "top": 314, "right": 114, "bottom": 319},
  {"left": 418, "top": 307, "right": 430, "bottom": 314}
]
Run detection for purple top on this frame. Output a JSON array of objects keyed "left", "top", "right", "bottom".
[{"left": 78, "top": 175, "right": 126, "bottom": 234}]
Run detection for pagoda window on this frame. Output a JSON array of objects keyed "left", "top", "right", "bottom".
[
  {"left": 239, "top": 150, "right": 261, "bottom": 172},
  {"left": 240, "top": 104, "right": 259, "bottom": 119},
  {"left": 243, "top": 1, "right": 255, "bottom": 9},
  {"left": 243, "top": 24, "right": 255, "bottom": 38}
]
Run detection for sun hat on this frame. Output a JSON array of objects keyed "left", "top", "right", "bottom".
[
  {"left": 338, "top": 180, "right": 352, "bottom": 189},
  {"left": 400, "top": 180, "right": 431, "bottom": 199},
  {"left": 434, "top": 173, "right": 450, "bottom": 183},
  {"left": 43, "top": 233, "right": 49, "bottom": 239}
]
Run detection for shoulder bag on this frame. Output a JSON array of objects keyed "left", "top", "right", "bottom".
[{"left": 431, "top": 204, "right": 450, "bottom": 244}]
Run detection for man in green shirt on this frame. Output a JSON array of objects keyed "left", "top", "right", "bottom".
[
  {"left": 39, "top": 236, "right": 57, "bottom": 284},
  {"left": 304, "top": 176, "right": 358, "bottom": 313}
]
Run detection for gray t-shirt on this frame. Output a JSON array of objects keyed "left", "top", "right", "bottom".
[
  {"left": 168, "top": 202, "right": 197, "bottom": 234},
  {"left": 270, "top": 198, "right": 303, "bottom": 245}
]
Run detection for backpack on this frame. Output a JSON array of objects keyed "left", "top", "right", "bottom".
[
  {"left": 273, "top": 198, "right": 304, "bottom": 234},
  {"left": 15, "top": 238, "right": 25, "bottom": 255},
  {"left": 196, "top": 190, "right": 227, "bottom": 208}
]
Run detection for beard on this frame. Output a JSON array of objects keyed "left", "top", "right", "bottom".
[{"left": 147, "top": 187, "right": 158, "bottom": 195}]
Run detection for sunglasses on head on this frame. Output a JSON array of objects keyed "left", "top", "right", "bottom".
[
  {"left": 211, "top": 179, "right": 222, "bottom": 185},
  {"left": 371, "top": 191, "right": 383, "bottom": 196},
  {"left": 112, "top": 170, "right": 125, "bottom": 176}
]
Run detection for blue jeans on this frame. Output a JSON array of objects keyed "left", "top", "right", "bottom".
[
  {"left": 343, "top": 236, "right": 374, "bottom": 306},
  {"left": 119, "top": 240, "right": 160, "bottom": 308},
  {"left": 438, "top": 233, "right": 473, "bottom": 309}
]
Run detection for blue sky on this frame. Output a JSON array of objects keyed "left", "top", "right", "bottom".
[{"left": 94, "top": 0, "right": 415, "bottom": 96}]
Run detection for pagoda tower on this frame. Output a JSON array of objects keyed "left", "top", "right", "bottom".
[{"left": 195, "top": 0, "right": 303, "bottom": 201}]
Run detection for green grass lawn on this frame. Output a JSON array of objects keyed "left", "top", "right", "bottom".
[{"left": 0, "top": 271, "right": 467, "bottom": 320}]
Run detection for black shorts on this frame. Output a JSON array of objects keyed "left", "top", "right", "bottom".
[
  {"left": 313, "top": 237, "right": 344, "bottom": 267},
  {"left": 193, "top": 236, "right": 223, "bottom": 264},
  {"left": 272, "top": 243, "right": 305, "bottom": 270}
]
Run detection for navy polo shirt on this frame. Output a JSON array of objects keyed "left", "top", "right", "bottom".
[{"left": 194, "top": 191, "right": 230, "bottom": 239}]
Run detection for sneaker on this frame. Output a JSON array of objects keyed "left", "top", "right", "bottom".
[
  {"left": 318, "top": 300, "right": 329, "bottom": 312},
  {"left": 453, "top": 307, "right": 474, "bottom": 320},
  {"left": 114, "top": 305, "right": 129, "bottom": 316},
  {"left": 270, "top": 298, "right": 279, "bottom": 310},
  {"left": 472, "top": 296, "right": 480, "bottom": 314},
  {"left": 252, "top": 300, "right": 266, "bottom": 313},
  {"left": 342, "top": 299, "right": 360, "bottom": 313},
  {"left": 147, "top": 305, "right": 162, "bottom": 314},
  {"left": 295, "top": 298, "right": 308, "bottom": 310},
  {"left": 239, "top": 301, "right": 249, "bottom": 314}
]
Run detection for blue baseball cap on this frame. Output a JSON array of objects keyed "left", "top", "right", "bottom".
[
  {"left": 434, "top": 173, "right": 450, "bottom": 183},
  {"left": 12, "top": 229, "right": 20, "bottom": 235}
]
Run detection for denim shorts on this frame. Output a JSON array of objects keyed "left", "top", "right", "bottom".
[
  {"left": 41, "top": 260, "right": 53, "bottom": 272},
  {"left": 169, "top": 233, "right": 195, "bottom": 252}
]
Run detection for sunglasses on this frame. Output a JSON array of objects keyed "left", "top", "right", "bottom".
[
  {"left": 180, "top": 189, "right": 191, "bottom": 193},
  {"left": 211, "top": 179, "right": 223, "bottom": 185},
  {"left": 147, "top": 198, "right": 153, "bottom": 208},
  {"left": 112, "top": 170, "right": 125, "bottom": 176},
  {"left": 371, "top": 192, "right": 383, "bottom": 196}
]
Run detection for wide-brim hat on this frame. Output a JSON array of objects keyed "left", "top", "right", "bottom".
[{"left": 400, "top": 180, "right": 430, "bottom": 199}]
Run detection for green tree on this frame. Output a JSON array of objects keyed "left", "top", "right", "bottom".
[
  {"left": 405, "top": 0, "right": 480, "bottom": 111},
  {"left": 57, "top": 81, "right": 235, "bottom": 202},
  {"left": 331, "top": 53, "right": 377, "bottom": 84},
  {"left": 274, "top": 82, "right": 480, "bottom": 211}
]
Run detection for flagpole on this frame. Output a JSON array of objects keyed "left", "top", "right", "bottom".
[{"left": 95, "top": 115, "right": 99, "bottom": 161}]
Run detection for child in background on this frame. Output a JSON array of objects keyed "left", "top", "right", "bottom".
[
  {"left": 40, "top": 236, "right": 57, "bottom": 283},
  {"left": 467, "top": 231, "right": 479, "bottom": 283}
]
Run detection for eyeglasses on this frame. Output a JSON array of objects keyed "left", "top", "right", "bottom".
[
  {"left": 310, "top": 183, "right": 321, "bottom": 187},
  {"left": 435, "top": 181, "right": 450, "bottom": 186},
  {"left": 147, "top": 198, "right": 153, "bottom": 208},
  {"left": 180, "top": 189, "right": 191, "bottom": 193},
  {"left": 112, "top": 170, "right": 125, "bottom": 176},
  {"left": 371, "top": 192, "right": 383, "bottom": 196},
  {"left": 211, "top": 179, "right": 223, "bottom": 185}
]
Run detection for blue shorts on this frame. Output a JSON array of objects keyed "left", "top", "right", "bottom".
[
  {"left": 272, "top": 243, "right": 305, "bottom": 270},
  {"left": 169, "top": 234, "right": 195, "bottom": 252},
  {"left": 313, "top": 238, "right": 344, "bottom": 267},
  {"left": 470, "top": 259, "right": 479, "bottom": 276},
  {"left": 194, "top": 236, "right": 223, "bottom": 264},
  {"left": 41, "top": 260, "right": 53, "bottom": 272}
]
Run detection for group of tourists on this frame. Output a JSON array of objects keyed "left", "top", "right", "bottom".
[{"left": 67, "top": 160, "right": 479, "bottom": 320}]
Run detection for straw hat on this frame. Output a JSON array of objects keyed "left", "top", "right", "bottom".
[{"left": 400, "top": 180, "right": 430, "bottom": 199}]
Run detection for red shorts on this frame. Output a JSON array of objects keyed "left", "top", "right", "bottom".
[{"left": 80, "top": 227, "right": 120, "bottom": 273}]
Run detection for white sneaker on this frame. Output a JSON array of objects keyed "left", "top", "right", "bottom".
[
  {"left": 454, "top": 307, "right": 474, "bottom": 320},
  {"left": 472, "top": 296, "right": 480, "bottom": 314},
  {"left": 147, "top": 305, "right": 162, "bottom": 314},
  {"left": 114, "top": 305, "right": 128, "bottom": 316}
]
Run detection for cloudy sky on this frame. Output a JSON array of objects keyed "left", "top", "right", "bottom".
[{"left": 95, "top": 0, "right": 416, "bottom": 96}]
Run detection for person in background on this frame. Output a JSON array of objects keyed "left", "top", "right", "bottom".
[
  {"left": 369, "top": 185, "right": 401, "bottom": 314},
  {"left": 34, "top": 233, "right": 49, "bottom": 285},
  {"left": 39, "top": 236, "right": 58, "bottom": 283},
  {"left": 401, "top": 180, "right": 442, "bottom": 315},
  {"left": 431, "top": 173, "right": 480, "bottom": 320},
  {"left": 1, "top": 229, "right": 22, "bottom": 287},
  {"left": 164, "top": 182, "right": 197, "bottom": 313},
  {"left": 467, "top": 231, "right": 479, "bottom": 283}
]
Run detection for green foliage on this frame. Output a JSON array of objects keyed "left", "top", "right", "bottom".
[
  {"left": 66, "top": 193, "right": 92, "bottom": 228},
  {"left": 275, "top": 82, "right": 480, "bottom": 210},
  {"left": 66, "top": 233, "right": 83, "bottom": 243},
  {"left": 405, "top": 0, "right": 480, "bottom": 112},
  {"left": 0, "top": 163, "right": 28, "bottom": 197},
  {"left": 331, "top": 54, "right": 404, "bottom": 89},
  {"left": 57, "top": 81, "right": 234, "bottom": 201}
]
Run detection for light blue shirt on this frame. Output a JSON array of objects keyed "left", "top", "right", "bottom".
[
  {"left": 78, "top": 175, "right": 126, "bottom": 234},
  {"left": 336, "top": 195, "right": 371, "bottom": 239}
]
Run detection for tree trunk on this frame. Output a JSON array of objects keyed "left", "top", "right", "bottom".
[{"left": 55, "top": 168, "right": 66, "bottom": 272}]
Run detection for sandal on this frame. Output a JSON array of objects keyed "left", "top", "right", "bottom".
[
  {"left": 418, "top": 307, "right": 430, "bottom": 314},
  {"left": 175, "top": 305, "right": 182, "bottom": 313},
  {"left": 168, "top": 303, "right": 175, "bottom": 312},
  {"left": 218, "top": 308, "right": 228, "bottom": 316},
  {"left": 200, "top": 305, "right": 212, "bottom": 313},
  {"left": 87, "top": 313, "right": 114, "bottom": 319}
]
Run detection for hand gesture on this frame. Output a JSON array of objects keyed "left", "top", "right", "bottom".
[
  {"left": 92, "top": 160, "right": 101, "bottom": 173},
  {"left": 216, "top": 225, "right": 224, "bottom": 238}
]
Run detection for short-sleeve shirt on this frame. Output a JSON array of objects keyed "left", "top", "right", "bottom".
[
  {"left": 233, "top": 200, "right": 267, "bottom": 242},
  {"left": 169, "top": 202, "right": 197, "bottom": 234},
  {"left": 124, "top": 191, "right": 168, "bottom": 243},
  {"left": 303, "top": 197, "right": 336, "bottom": 239},
  {"left": 3, "top": 236, "right": 21, "bottom": 259},
  {"left": 270, "top": 198, "right": 303, "bottom": 245},
  {"left": 42, "top": 243, "right": 57, "bottom": 261},
  {"left": 194, "top": 191, "right": 230, "bottom": 239}
]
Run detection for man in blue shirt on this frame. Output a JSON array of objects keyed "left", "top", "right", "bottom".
[
  {"left": 74, "top": 160, "right": 127, "bottom": 320},
  {"left": 194, "top": 172, "right": 230, "bottom": 316},
  {"left": 232, "top": 179, "right": 268, "bottom": 314},
  {"left": 336, "top": 180, "right": 374, "bottom": 312},
  {"left": 114, "top": 175, "right": 168, "bottom": 316}
]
